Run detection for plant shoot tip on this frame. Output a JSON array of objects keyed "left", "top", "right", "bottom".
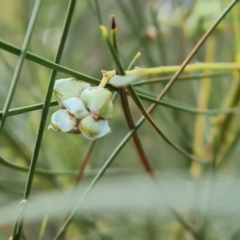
[
  {"left": 99, "top": 25, "right": 109, "bottom": 37},
  {"left": 111, "top": 15, "right": 116, "bottom": 30}
]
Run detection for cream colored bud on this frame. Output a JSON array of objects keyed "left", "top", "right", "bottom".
[
  {"left": 54, "top": 78, "right": 90, "bottom": 106},
  {"left": 62, "top": 97, "right": 89, "bottom": 119},
  {"left": 80, "top": 86, "right": 113, "bottom": 118},
  {"left": 79, "top": 115, "right": 110, "bottom": 140},
  {"left": 48, "top": 109, "right": 80, "bottom": 134},
  {"left": 145, "top": 25, "right": 157, "bottom": 41}
]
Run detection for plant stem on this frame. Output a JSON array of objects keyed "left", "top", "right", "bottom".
[
  {"left": 132, "top": 71, "right": 231, "bottom": 86},
  {"left": 191, "top": 35, "right": 216, "bottom": 178},
  {"left": 38, "top": 215, "right": 48, "bottom": 240},
  {"left": 94, "top": 0, "right": 102, "bottom": 25},
  {"left": 75, "top": 141, "right": 96, "bottom": 185},
  {"left": 12, "top": 1, "right": 77, "bottom": 239},
  {"left": 137, "top": 91, "right": 237, "bottom": 115},
  {"left": 126, "top": 62, "right": 240, "bottom": 76},
  {"left": 0, "top": 39, "right": 101, "bottom": 86},
  {"left": 212, "top": 3, "right": 240, "bottom": 163},
  {"left": 0, "top": 101, "right": 58, "bottom": 118},
  {"left": 108, "top": 16, "right": 156, "bottom": 177},
  {"left": 0, "top": 0, "right": 41, "bottom": 134}
]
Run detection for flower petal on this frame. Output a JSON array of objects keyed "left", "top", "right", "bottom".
[
  {"left": 54, "top": 78, "right": 90, "bottom": 106},
  {"left": 62, "top": 97, "right": 89, "bottom": 119},
  {"left": 79, "top": 115, "right": 110, "bottom": 140},
  {"left": 80, "top": 86, "right": 113, "bottom": 118},
  {"left": 109, "top": 74, "right": 141, "bottom": 87},
  {"left": 48, "top": 109, "right": 80, "bottom": 134}
]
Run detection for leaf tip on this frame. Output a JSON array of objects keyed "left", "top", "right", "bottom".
[
  {"left": 99, "top": 25, "right": 109, "bottom": 37},
  {"left": 111, "top": 15, "right": 116, "bottom": 30}
]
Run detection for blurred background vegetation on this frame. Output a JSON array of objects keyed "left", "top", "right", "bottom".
[{"left": 0, "top": 0, "right": 240, "bottom": 239}]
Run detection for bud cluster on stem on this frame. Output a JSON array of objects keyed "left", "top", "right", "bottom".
[{"left": 48, "top": 78, "right": 113, "bottom": 140}]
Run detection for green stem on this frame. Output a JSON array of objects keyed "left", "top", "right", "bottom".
[
  {"left": 132, "top": 71, "right": 231, "bottom": 86},
  {"left": 75, "top": 141, "right": 96, "bottom": 185},
  {"left": 94, "top": 0, "right": 102, "bottom": 25},
  {"left": 0, "top": 0, "right": 41, "bottom": 134},
  {"left": 213, "top": 3, "right": 240, "bottom": 162},
  {"left": 233, "top": 5, "right": 240, "bottom": 62},
  {"left": 137, "top": 91, "right": 237, "bottom": 115},
  {"left": 110, "top": 16, "right": 155, "bottom": 177},
  {"left": 0, "top": 153, "right": 135, "bottom": 177},
  {"left": 191, "top": 35, "right": 216, "bottom": 178},
  {"left": 126, "top": 62, "right": 240, "bottom": 76},
  {"left": 38, "top": 215, "right": 48, "bottom": 240},
  {"left": 0, "top": 154, "right": 77, "bottom": 176},
  {"left": 13, "top": 1, "right": 77, "bottom": 239},
  {"left": 128, "top": 50, "right": 143, "bottom": 70},
  {"left": 0, "top": 39, "right": 101, "bottom": 86},
  {"left": 0, "top": 101, "right": 58, "bottom": 118}
]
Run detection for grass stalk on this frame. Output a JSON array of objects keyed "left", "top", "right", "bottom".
[
  {"left": 191, "top": 35, "right": 216, "bottom": 178},
  {"left": 0, "top": 0, "right": 41, "bottom": 134},
  {"left": 126, "top": 62, "right": 240, "bottom": 77},
  {"left": 110, "top": 16, "right": 155, "bottom": 177},
  {"left": 132, "top": 71, "right": 231, "bottom": 86},
  {"left": 137, "top": 91, "right": 237, "bottom": 115},
  {"left": 12, "top": 1, "right": 77, "bottom": 239},
  {"left": 38, "top": 215, "right": 49, "bottom": 240},
  {"left": 94, "top": 0, "right": 102, "bottom": 25},
  {"left": 212, "top": 4, "right": 240, "bottom": 163},
  {"left": 0, "top": 39, "right": 101, "bottom": 86},
  {"left": 75, "top": 141, "right": 96, "bottom": 185}
]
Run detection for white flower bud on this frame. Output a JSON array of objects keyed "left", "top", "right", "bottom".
[
  {"left": 48, "top": 109, "right": 80, "bottom": 134},
  {"left": 54, "top": 78, "right": 90, "bottom": 107},
  {"left": 80, "top": 86, "right": 113, "bottom": 118},
  {"left": 79, "top": 115, "right": 110, "bottom": 140},
  {"left": 62, "top": 97, "right": 89, "bottom": 119}
]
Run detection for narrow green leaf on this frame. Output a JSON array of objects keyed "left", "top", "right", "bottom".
[
  {"left": 0, "top": 0, "right": 41, "bottom": 133},
  {"left": 132, "top": 71, "right": 232, "bottom": 86},
  {"left": 137, "top": 91, "right": 237, "bottom": 115},
  {"left": 38, "top": 215, "right": 48, "bottom": 240},
  {"left": 0, "top": 101, "right": 58, "bottom": 118},
  {"left": 0, "top": 39, "right": 101, "bottom": 86},
  {"left": 110, "top": 16, "right": 155, "bottom": 177},
  {"left": 13, "top": 1, "right": 77, "bottom": 239}
]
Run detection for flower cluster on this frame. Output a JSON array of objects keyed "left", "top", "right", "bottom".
[{"left": 48, "top": 78, "right": 113, "bottom": 140}]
